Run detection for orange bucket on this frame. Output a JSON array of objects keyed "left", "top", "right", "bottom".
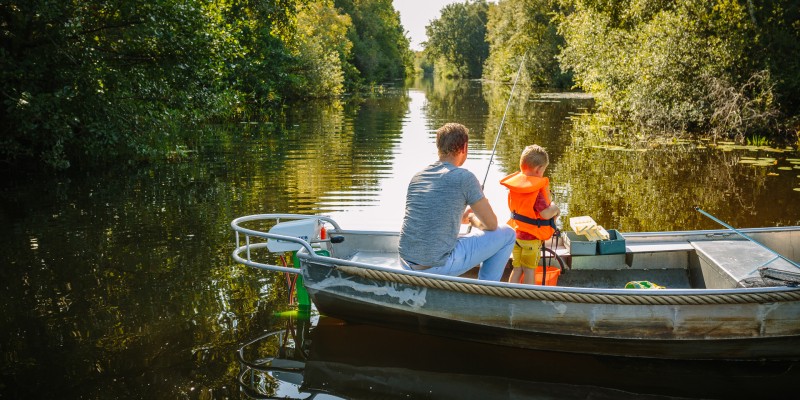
[{"left": 534, "top": 266, "right": 560, "bottom": 286}]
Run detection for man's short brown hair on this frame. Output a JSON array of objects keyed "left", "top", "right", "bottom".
[
  {"left": 436, "top": 123, "right": 469, "bottom": 157},
  {"left": 520, "top": 144, "right": 549, "bottom": 169}
]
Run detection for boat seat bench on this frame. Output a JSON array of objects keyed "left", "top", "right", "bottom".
[
  {"left": 690, "top": 239, "right": 797, "bottom": 288},
  {"left": 567, "top": 241, "right": 693, "bottom": 270},
  {"left": 349, "top": 251, "right": 404, "bottom": 270},
  {"left": 345, "top": 240, "right": 797, "bottom": 289},
  {"left": 559, "top": 241, "right": 697, "bottom": 289}
]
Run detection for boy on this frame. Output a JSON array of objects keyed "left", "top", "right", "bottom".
[{"left": 499, "top": 144, "right": 560, "bottom": 284}]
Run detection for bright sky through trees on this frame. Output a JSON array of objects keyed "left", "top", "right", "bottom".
[{"left": 394, "top": 0, "right": 495, "bottom": 51}]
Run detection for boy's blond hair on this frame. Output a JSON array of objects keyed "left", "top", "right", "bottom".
[{"left": 520, "top": 144, "right": 549, "bottom": 169}]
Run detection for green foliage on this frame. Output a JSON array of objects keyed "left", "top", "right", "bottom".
[
  {"left": 746, "top": 134, "right": 769, "bottom": 147},
  {"left": 750, "top": 1, "right": 800, "bottom": 117},
  {"left": 484, "top": 0, "right": 571, "bottom": 88},
  {"left": 425, "top": 0, "right": 490, "bottom": 78},
  {"left": 290, "top": 1, "right": 354, "bottom": 97},
  {"left": 333, "top": 0, "right": 413, "bottom": 85},
  {"left": 556, "top": 0, "right": 799, "bottom": 141},
  {"left": 414, "top": 50, "right": 435, "bottom": 76},
  {"left": 0, "top": 0, "right": 303, "bottom": 169},
  {"left": 0, "top": 0, "right": 412, "bottom": 170}
]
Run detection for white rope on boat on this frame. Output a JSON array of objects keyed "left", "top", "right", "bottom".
[{"left": 335, "top": 265, "right": 800, "bottom": 305}]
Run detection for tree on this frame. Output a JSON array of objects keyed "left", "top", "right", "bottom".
[
  {"left": 333, "top": 0, "right": 413, "bottom": 85},
  {"left": 290, "top": 1, "right": 354, "bottom": 97},
  {"left": 483, "top": 0, "right": 571, "bottom": 88},
  {"left": 0, "top": 0, "right": 421, "bottom": 170},
  {"left": 425, "top": 0, "right": 489, "bottom": 78},
  {"left": 556, "top": 0, "right": 798, "bottom": 142},
  {"left": 0, "top": 0, "right": 306, "bottom": 169}
]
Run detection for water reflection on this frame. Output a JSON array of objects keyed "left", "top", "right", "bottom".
[
  {"left": 0, "top": 76, "right": 798, "bottom": 399},
  {"left": 239, "top": 316, "right": 798, "bottom": 400},
  {"left": 554, "top": 141, "right": 800, "bottom": 231}
]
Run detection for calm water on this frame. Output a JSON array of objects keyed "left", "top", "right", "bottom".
[{"left": 1, "top": 77, "right": 799, "bottom": 399}]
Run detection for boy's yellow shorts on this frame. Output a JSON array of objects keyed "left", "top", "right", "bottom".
[{"left": 512, "top": 239, "right": 543, "bottom": 269}]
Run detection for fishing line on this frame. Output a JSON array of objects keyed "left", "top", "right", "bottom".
[
  {"left": 468, "top": 54, "right": 526, "bottom": 234},
  {"left": 480, "top": 54, "right": 526, "bottom": 188}
]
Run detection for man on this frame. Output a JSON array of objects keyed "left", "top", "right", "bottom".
[{"left": 398, "top": 123, "right": 515, "bottom": 281}]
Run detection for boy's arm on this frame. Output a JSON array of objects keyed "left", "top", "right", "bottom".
[
  {"left": 535, "top": 188, "right": 560, "bottom": 220},
  {"left": 540, "top": 202, "right": 560, "bottom": 220}
]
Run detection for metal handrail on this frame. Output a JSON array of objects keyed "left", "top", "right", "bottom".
[
  {"left": 231, "top": 214, "right": 800, "bottom": 295},
  {"left": 231, "top": 214, "right": 343, "bottom": 274}
]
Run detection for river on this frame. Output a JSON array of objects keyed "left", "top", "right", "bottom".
[{"left": 1, "top": 77, "right": 798, "bottom": 399}]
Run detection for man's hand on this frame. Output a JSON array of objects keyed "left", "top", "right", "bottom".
[{"left": 467, "top": 197, "right": 498, "bottom": 231}]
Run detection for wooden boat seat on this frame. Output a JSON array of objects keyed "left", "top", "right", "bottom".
[{"left": 690, "top": 239, "right": 798, "bottom": 288}]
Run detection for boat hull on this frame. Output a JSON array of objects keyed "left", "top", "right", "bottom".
[
  {"left": 230, "top": 214, "right": 800, "bottom": 361},
  {"left": 303, "top": 260, "right": 800, "bottom": 360}
]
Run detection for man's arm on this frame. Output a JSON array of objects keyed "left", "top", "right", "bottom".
[{"left": 464, "top": 197, "right": 499, "bottom": 231}]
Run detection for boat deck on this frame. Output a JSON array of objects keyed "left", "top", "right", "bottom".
[{"left": 345, "top": 237, "right": 798, "bottom": 289}]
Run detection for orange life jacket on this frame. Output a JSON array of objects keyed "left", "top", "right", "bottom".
[{"left": 499, "top": 171, "right": 555, "bottom": 240}]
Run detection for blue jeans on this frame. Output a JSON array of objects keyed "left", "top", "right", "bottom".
[{"left": 413, "top": 224, "right": 515, "bottom": 281}]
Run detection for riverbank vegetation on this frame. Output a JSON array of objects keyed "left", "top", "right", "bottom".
[
  {"left": 1, "top": 0, "right": 411, "bottom": 170},
  {"left": 3, "top": 0, "right": 798, "bottom": 171},
  {"left": 556, "top": 0, "right": 799, "bottom": 145},
  {"left": 423, "top": 0, "right": 799, "bottom": 146},
  {"left": 426, "top": 0, "right": 800, "bottom": 145}
]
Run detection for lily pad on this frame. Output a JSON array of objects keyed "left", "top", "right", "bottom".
[{"left": 740, "top": 157, "right": 776, "bottom": 167}]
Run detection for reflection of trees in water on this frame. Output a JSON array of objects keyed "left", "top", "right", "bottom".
[
  {"left": 237, "top": 318, "right": 314, "bottom": 399},
  {"left": 0, "top": 158, "right": 299, "bottom": 398},
  {"left": 217, "top": 94, "right": 409, "bottom": 216},
  {"left": 281, "top": 95, "right": 408, "bottom": 215},
  {"left": 1, "top": 88, "right": 409, "bottom": 396},
  {"left": 553, "top": 142, "right": 771, "bottom": 232},
  {"left": 419, "top": 78, "right": 489, "bottom": 139},
  {"left": 481, "top": 84, "right": 595, "bottom": 176}
]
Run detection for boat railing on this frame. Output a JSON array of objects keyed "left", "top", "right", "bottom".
[{"left": 231, "top": 214, "right": 342, "bottom": 275}]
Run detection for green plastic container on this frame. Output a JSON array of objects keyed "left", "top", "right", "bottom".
[
  {"left": 564, "top": 231, "right": 597, "bottom": 255},
  {"left": 292, "top": 249, "right": 329, "bottom": 316},
  {"left": 598, "top": 230, "right": 626, "bottom": 254}
]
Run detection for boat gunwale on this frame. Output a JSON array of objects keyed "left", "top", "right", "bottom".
[
  {"left": 230, "top": 213, "right": 800, "bottom": 297},
  {"left": 299, "top": 250, "right": 800, "bottom": 299}
]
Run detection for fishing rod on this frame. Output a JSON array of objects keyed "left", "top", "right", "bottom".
[
  {"left": 468, "top": 54, "right": 526, "bottom": 233},
  {"left": 480, "top": 54, "right": 526, "bottom": 188}
]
